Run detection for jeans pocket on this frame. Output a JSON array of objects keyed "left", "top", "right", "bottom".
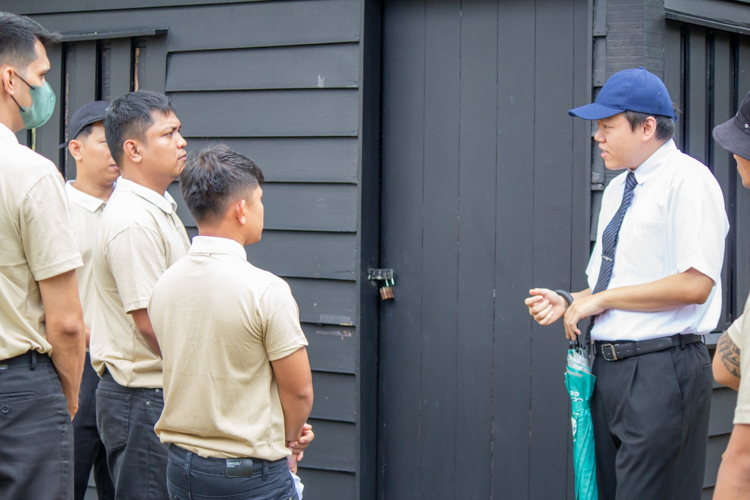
[
  {"left": 0, "top": 391, "right": 34, "bottom": 419},
  {"left": 96, "top": 389, "right": 130, "bottom": 450}
]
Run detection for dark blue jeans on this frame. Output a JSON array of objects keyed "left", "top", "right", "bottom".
[
  {"left": 73, "top": 352, "right": 115, "bottom": 500},
  {"left": 0, "top": 352, "right": 74, "bottom": 499},
  {"left": 166, "top": 444, "right": 298, "bottom": 500},
  {"left": 96, "top": 371, "right": 168, "bottom": 499}
]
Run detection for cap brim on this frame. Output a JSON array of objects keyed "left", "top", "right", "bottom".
[
  {"left": 57, "top": 115, "right": 106, "bottom": 149},
  {"left": 568, "top": 103, "right": 625, "bottom": 120},
  {"left": 713, "top": 119, "right": 750, "bottom": 160}
]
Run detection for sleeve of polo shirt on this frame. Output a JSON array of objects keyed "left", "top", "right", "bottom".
[
  {"left": 20, "top": 172, "right": 83, "bottom": 281},
  {"left": 262, "top": 280, "right": 309, "bottom": 362},
  {"left": 734, "top": 300, "right": 750, "bottom": 424},
  {"left": 105, "top": 225, "right": 167, "bottom": 313},
  {"left": 669, "top": 174, "right": 728, "bottom": 285}
]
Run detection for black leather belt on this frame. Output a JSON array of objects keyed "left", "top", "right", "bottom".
[
  {"left": 0, "top": 351, "right": 52, "bottom": 371},
  {"left": 594, "top": 334, "right": 702, "bottom": 361}
]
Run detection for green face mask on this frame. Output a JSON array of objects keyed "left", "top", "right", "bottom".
[{"left": 11, "top": 72, "right": 56, "bottom": 129}]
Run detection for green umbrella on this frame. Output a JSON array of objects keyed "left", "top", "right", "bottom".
[{"left": 565, "top": 344, "right": 598, "bottom": 500}]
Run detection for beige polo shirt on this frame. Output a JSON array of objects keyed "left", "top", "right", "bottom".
[
  {"left": 65, "top": 181, "right": 106, "bottom": 331},
  {"left": 0, "top": 124, "right": 83, "bottom": 360},
  {"left": 90, "top": 177, "right": 190, "bottom": 388},
  {"left": 729, "top": 298, "right": 750, "bottom": 424},
  {"left": 150, "top": 236, "right": 308, "bottom": 460}
]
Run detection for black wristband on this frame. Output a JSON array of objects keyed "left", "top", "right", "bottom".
[{"left": 554, "top": 289, "right": 575, "bottom": 309}]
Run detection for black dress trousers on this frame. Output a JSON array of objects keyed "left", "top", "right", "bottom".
[{"left": 591, "top": 341, "right": 712, "bottom": 500}]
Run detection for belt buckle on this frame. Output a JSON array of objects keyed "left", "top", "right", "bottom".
[{"left": 601, "top": 343, "right": 618, "bottom": 361}]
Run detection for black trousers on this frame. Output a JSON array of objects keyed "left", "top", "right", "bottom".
[
  {"left": 591, "top": 341, "right": 712, "bottom": 500},
  {"left": 0, "top": 352, "right": 74, "bottom": 499},
  {"left": 96, "top": 371, "right": 169, "bottom": 500},
  {"left": 73, "top": 352, "right": 115, "bottom": 500}
]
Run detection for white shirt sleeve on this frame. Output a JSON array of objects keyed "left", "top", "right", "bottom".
[{"left": 668, "top": 172, "right": 728, "bottom": 285}]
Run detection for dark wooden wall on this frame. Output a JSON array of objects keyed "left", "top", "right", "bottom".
[
  {"left": 3, "top": 1, "right": 378, "bottom": 498},
  {"left": 378, "top": 0, "right": 591, "bottom": 498}
]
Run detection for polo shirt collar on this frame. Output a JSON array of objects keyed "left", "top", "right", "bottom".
[
  {"left": 632, "top": 139, "right": 677, "bottom": 185},
  {"left": 65, "top": 181, "right": 106, "bottom": 213},
  {"left": 0, "top": 123, "right": 19, "bottom": 145},
  {"left": 190, "top": 236, "right": 248, "bottom": 261},
  {"left": 116, "top": 176, "right": 177, "bottom": 214}
]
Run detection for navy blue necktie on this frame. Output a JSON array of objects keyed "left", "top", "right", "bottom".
[{"left": 593, "top": 171, "right": 637, "bottom": 294}]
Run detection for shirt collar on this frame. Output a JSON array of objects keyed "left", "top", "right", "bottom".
[
  {"left": 115, "top": 177, "right": 177, "bottom": 214},
  {"left": 65, "top": 181, "right": 106, "bottom": 213},
  {"left": 0, "top": 123, "right": 19, "bottom": 145},
  {"left": 631, "top": 139, "right": 677, "bottom": 185},
  {"left": 189, "top": 236, "right": 247, "bottom": 261}
]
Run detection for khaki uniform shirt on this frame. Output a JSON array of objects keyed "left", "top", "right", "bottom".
[
  {"left": 728, "top": 300, "right": 750, "bottom": 424},
  {"left": 150, "top": 236, "right": 308, "bottom": 460},
  {"left": 0, "top": 124, "right": 83, "bottom": 360},
  {"left": 65, "top": 181, "right": 106, "bottom": 332},
  {"left": 90, "top": 177, "right": 190, "bottom": 388}
]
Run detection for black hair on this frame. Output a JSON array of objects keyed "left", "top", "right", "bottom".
[
  {"left": 180, "top": 144, "right": 265, "bottom": 224},
  {"left": 624, "top": 104, "right": 678, "bottom": 141},
  {"left": 104, "top": 90, "right": 174, "bottom": 165},
  {"left": 0, "top": 12, "right": 60, "bottom": 69}
]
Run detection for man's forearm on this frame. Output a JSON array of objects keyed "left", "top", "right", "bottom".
[
  {"left": 596, "top": 268, "right": 712, "bottom": 312},
  {"left": 131, "top": 308, "right": 162, "bottom": 357},
  {"left": 715, "top": 425, "right": 750, "bottom": 499},
  {"left": 280, "top": 392, "right": 313, "bottom": 444},
  {"left": 47, "top": 323, "right": 85, "bottom": 417}
]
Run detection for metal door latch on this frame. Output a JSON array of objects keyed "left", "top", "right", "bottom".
[{"left": 368, "top": 268, "right": 395, "bottom": 300}]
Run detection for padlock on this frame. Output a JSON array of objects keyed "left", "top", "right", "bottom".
[{"left": 379, "top": 278, "right": 395, "bottom": 300}]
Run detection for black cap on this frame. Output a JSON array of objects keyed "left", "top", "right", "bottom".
[
  {"left": 58, "top": 100, "right": 109, "bottom": 149},
  {"left": 713, "top": 90, "right": 750, "bottom": 161}
]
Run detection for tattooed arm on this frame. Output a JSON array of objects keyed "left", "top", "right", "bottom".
[{"left": 714, "top": 331, "right": 742, "bottom": 391}]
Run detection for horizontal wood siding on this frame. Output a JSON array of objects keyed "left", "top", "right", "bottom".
[
  {"left": 178, "top": 137, "right": 359, "bottom": 183},
  {"left": 27, "top": 1, "right": 361, "bottom": 51},
  {"left": 166, "top": 44, "right": 360, "bottom": 91},
  {"left": 8, "top": 1, "right": 367, "bottom": 498},
  {"left": 170, "top": 90, "right": 360, "bottom": 137}
]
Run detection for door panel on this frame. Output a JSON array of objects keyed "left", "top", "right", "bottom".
[{"left": 378, "top": 0, "right": 589, "bottom": 498}]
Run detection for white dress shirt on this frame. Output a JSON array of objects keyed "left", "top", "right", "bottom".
[{"left": 587, "top": 139, "right": 729, "bottom": 341}]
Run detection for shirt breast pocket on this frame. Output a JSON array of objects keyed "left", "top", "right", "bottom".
[{"left": 618, "top": 218, "right": 667, "bottom": 278}]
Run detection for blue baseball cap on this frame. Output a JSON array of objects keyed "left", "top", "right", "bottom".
[{"left": 568, "top": 67, "right": 676, "bottom": 120}]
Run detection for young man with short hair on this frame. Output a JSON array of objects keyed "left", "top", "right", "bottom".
[
  {"left": 91, "top": 90, "right": 190, "bottom": 499},
  {"left": 711, "top": 90, "right": 750, "bottom": 499},
  {"left": 0, "top": 12, "right": 87, "bottom": 500},
  {"left": 63, "top": 100, "right": 118, "bottom": 500},
  {"left": 525, "top": 67, "right": 729, "bottom": 499},
  {"left": 148, "top": 144, "right": 313, "bottom": 500}
]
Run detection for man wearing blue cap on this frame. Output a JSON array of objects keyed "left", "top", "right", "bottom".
[{"left": 525, "top": 67, "right": 729, "bottom": 499}]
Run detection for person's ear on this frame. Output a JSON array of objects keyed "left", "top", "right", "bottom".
[
  {"left": 233, "top": 198, "right": 247, "bottom": 225},
  {"left": 68, "top": 139, "right": 84, "bottom": 161},
  {"left": 0, "top": 67, "right": 15, "bottom": 96},
  {"left": 641, "top": 116, "right": 658, "bottom": 142},
  {"left": 122, "top": 139, "right": 142, "bottom": 163}
]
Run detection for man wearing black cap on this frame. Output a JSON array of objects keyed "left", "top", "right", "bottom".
[
  {"left": 525, "top": 67, "right": 729, "bottom": 499},
  {"left": 63, "top": 101, "right": 117, "bottom": 500},
  {"left": 710, "top": 91, "right": 750, "bottom": 499}
]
